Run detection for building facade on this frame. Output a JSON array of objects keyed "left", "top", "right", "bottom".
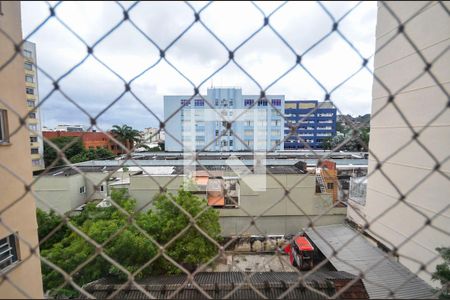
[
  {"left": 0, "top": 1, "right": 44, "bottom": 297},
  {"left": 347, "top": 1, "right": 450, "bottom": 287},
  {"left": 23, "top": 41, "right": 45, "bottom": 171},
  {"left": 54, "top": 124, "right": 87, "bottom": 132},
  {"left": 34, "top": 161, "right": 346, "bottom": 236},
  {"left": 43, "top": 131, "right": 125, "bottom": 155},
  {"left": 284, "top": 100, "right": 337, "bottom": 149},
  {"left": 142, "top": 127, "right": 165, "bottom": 144},
  {"left": 164, "top": 87, "right": 285, "bottom": 152}
]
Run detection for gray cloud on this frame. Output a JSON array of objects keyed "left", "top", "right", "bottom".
[{"left": 21, "top": 1, "right": 377, "bottom": 131}]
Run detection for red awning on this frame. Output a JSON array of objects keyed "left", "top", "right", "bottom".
[
  {"left": 208, "top": 193, "right": 224, "bottom": 206},
  {"left": 294, "top": 236, "right": 314, "bottom": 251},
  {"left": 207, "top": 178, "right": 224, "bottom": 206}
]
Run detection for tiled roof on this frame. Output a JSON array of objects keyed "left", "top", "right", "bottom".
[{"left": 82, "top": 271, "right": 368, "bottom": 299}]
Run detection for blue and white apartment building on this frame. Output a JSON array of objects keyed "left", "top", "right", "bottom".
[
  {"left": 284, "top": 100, "right": 337, "bottom": 149},
  {"left": 164, "top": 88, "right": 285, "bottom": 152}
]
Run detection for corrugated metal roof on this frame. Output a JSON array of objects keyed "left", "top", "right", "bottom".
[
  {"left": 305, "top": 224, "right": 435, "bottom": 299},
  {"left": 82, "top": 271, "right": 367, "bottom": 299},
  {"left": 74, "top": 158, "right": 368, "bottom": 167}
]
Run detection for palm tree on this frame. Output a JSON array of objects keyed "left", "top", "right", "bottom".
[{"left": 110, "top": 125, "right": 141, "bottom": 154}]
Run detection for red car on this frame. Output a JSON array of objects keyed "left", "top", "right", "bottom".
[{"left": 283, "top": 236, "right": 315, "bottom": 270}]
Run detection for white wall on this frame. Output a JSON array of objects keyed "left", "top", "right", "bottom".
[
  {"left": 364, "top": 1, "right": 450, "bottom": 286},
  {"left": 34, "top": 174, "right": 87, "bottom": 214}
]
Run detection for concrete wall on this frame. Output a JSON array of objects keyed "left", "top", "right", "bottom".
[
  {"left": 128, "top": 173, "right": 346, "bottom": 236},
  {"left": 0, "top": 2, "right": 44, "bottom": 297},
  {"left": 360, "top": 1, "right": 450, "bottom": 287},
  {"left": 34, "top": 174, "right": 86, "bottom": 214},
  {"left": 34, "top": 172, "right": 108, "bottom": 214}
]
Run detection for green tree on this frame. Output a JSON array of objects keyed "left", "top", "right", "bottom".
[
  {"left": 40, "top": 189, "right": 158, "bottom": 297},
  {"left": 138, "top": 189, "right": 221, "bottom": 273},
  {"left": 432, "top": 247, "right": 450, "bottom": 299},
  {"left": 38, "top": 188, "right": 221, "bottom": 297},
  {"left": 36, "top": 209, "right": 69, "bottom": 250},
  {"left": 321, "top": 137, "right": 333, "bottom": 150},
  {"left": 69, "top": 148, "right": 115, "bottom": 163},
  {"left": 110, "top": 125, "right": 141, "bottom": 153},
  {"left": 44, "top": 136, "right": 84, "bottom": 167},
  {"left": 328, "top": 129, "right": 370, "bottom": 152}
]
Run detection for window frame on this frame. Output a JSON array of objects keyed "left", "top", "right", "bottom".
[
  {"left": 25, "top": 75, "right": 34, "bottom": 83},
  {"left": 24, "top": 62, "right": 33, "bottom": 71},
  {"left": 23, "top": 49, "right": 32, "bottom": 58},
  {"left": 0, "top": 234, "right": 20, "bottom": 272},
  {"left": 0, "top": 109, "right": 9, "bottom": 144}
]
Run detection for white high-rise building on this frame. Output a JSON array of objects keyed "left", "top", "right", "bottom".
[
  {"left": 164, "top": 87, "right": 285, "bottom": 152},
  {"left": 23, "top": 41, "right": 45, "bottom": 171}
]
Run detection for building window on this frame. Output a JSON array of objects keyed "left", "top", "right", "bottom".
[
  {"left": 244, "top": 99, "right": 254, "bottom": 106},
  {"left": 80, "top": 186, "right": 86, "bottom": 194},
  {"left": 215, "top": 100, "right": 219, "bottom": 106},
  {"left": 23, "top": 49, "right": 32, "bottom": 58},
  {"left": 327, "top": 183, "right": 334, "bottom": 190},
  {"left": 32, "top": 159, "right": 41, "bottom": 166},
  {"left": 30, "top": 136, "right": 38, "bottom": 143},
  {"left": 180, "top": 99, "right": 190, "bottom": 106},
  {"left": 229, "top": 100, "right": 233, "bottom": 106},
  {"left": 24, "top": 62, "right": 33, "bottom": 71},
  {"left": 28, "top": 112, "right": 36, "bottom": 119},
  {"left": 229, "top": 140, "right": 233, "bottom": 146},
  {"left": 25, "top": 75, "right": 34, "bottom": 83},
  {"left": 257, "top": 99, "right": 268, "bottom": 106},
  {"left": 215, "top": 130, "right": 219, "bottom": 136},
  {"left": 31, "top": 148, "right": 39, "bottom": 154},
  {"left": 271, "top": 99, "right": 281, "bottom": 106},
  {"left": 0, "top": 234, "right": 19, "bottom": 271},
  {"left": 194, "top": 99, "right": 204, "bottom": 107},
  {"left": 26, "top": 87, "right": 34, "bottom": 95},
  {"left": 271, "top": 130, "right": 280, "bottom": 136},
  {"left": 100, "top": 185, "right": 104, "bottom": 192},
  {"left": 0, "top": 110, "right": 9, "bottom": 143}
]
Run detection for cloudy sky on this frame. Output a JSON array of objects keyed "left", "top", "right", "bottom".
[{"left": 21, "top": 1, "right": 377, "bottom": 131}]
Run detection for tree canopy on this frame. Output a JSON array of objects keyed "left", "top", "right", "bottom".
[
  {"left": 43, "top": 136, "right": 115, "bottom": 167},
  {"left": 432, "top": 247, "right": 450, "bottom": 299},
  {"left": 321, "top": 128, "right": 370, "bottom": 151},
  {"left": 111, "top": 125, "right": 141, "bottom": 153},
  {"left": 43, "top": 136, "right": 84, "bottom": 167},
  {"left": 38, "top": 188, "right": 221, "bottom": 297}
]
